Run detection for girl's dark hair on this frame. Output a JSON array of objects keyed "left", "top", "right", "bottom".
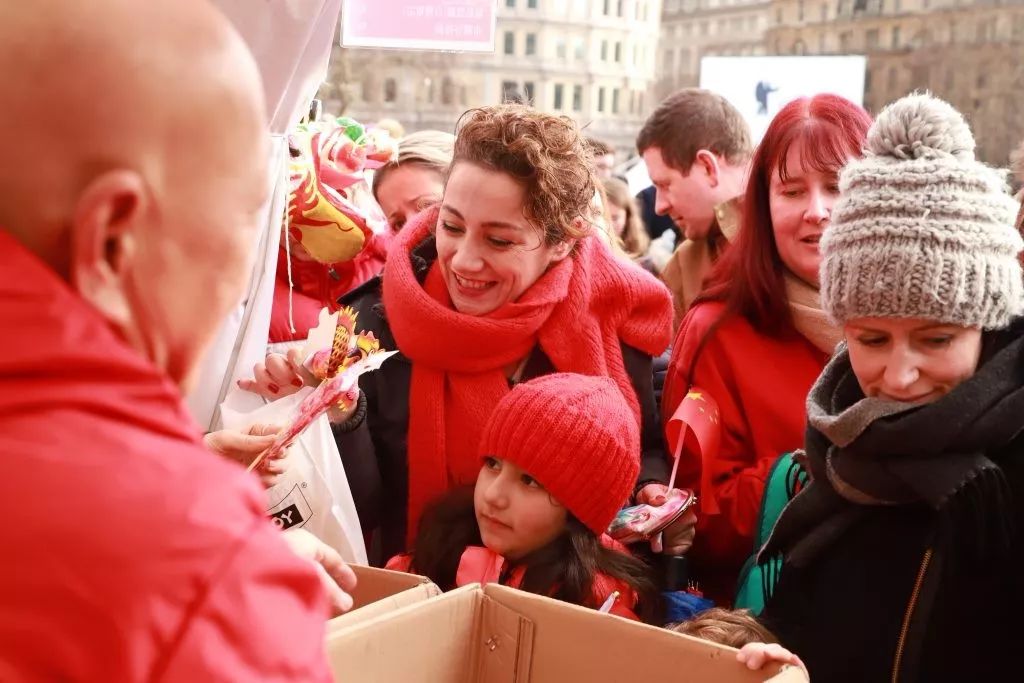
[{"left": 409, "top": 486, "right": 661, "bottom": 623}]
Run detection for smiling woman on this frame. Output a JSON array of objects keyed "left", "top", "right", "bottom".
[
  {"left": 327, "top": 105, "right": 678, "bottom": 562},
  {"left": 660, "top": 94, "right": 872, "bottom": 604},
  {"left": 760, "top": 93, "right": 1024, "bottom": 682}
]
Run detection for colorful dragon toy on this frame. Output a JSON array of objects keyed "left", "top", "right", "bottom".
[{"left": 272, "top": 116, "right": 398, "bottom": 343}]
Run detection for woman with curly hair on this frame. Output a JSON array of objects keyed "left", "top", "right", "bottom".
[{"left": 245, "top": 105, "right": 687, "bottom": 561}]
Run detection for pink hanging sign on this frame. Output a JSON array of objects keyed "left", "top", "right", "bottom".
[{"left": 342, "top": 0, "right": 497, "bottom": 52}]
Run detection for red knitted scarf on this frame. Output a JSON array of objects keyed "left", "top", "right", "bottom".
[{"left": 382, "top": 208, "right": 673, "bottom": 543}]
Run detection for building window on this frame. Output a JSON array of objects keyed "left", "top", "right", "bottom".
[
  {"left": 572, "top": 85, "right": 583, "bottom": 111},
  {"left": 601, "top": 40, "right": 608, "bottom": 61},
  {"left": 820, "top": 3, "right": 828, "bottom": 21},
  {"left": 888, "top": 66, "right": 897, "bottom": 90},
  {"left": 615, "top": 41, "right": 622, "bottom": 62},
  {"left": 866, "top": 28, "right": 879, "bottom": 49},
  {"left": 441, "top": 77, "right": 454, "bottom": 105},
  {"left": 506, "top": 0, "right": 515, "bottom": 7},
  {"left": 798, "top": 0, "right": 804, "bottom": 21},
  {"left": 598, "top": 87, "right": 606, "bottom": 113},
  {"left": 663, "top": 48, "right": 674, "bottom": 71},
  {"left": 819, "top": 33, "right": 826, "bottom": 52},
  {"left": 603, "top": 0, "right": 611, "bottom": 14},
  {"left": 630, "top": 90, "right": 637, "bottom": 114},
  {"left": 504, "top": 31, "right": 515, "bottom": 54},
  {"left": 526, "top": 33, "right": 537, "bottom": 55},
  {"left": 524, "top": 81, "right": 535, "bottom": 102},
  {"left": 574, "top": 37, "right": 586, "bottom": 60},
  {"left": 528, "top": 0, "right": 538, "bottom": 7},
  {"left": 554, "top": 83, "right": 565, "bottom": 109},
  {"left": 556, "top": 38, "right": 567, "bottom": 59},
  {"left": 612, "top": 88, "right": 620, "bottom": 114},
  {"left": 700, "top": 20, "right": 709, "bottom": 35},
  {"left": 502, "top": 80, "right": 519, "bottom": 102},
  {"left": 361, "top": 77, "right": 373, "bottom": 102},
  {"left": 384, "top": 78, "right": 397, "bottom": 102},
  {"left": 893, "top": 0, "right": 900, "bottom": 11},
  {"left": 892, "top": 26, "right": 900, "bottom": 48},
  {"left": 839, "top": 30, "right": 852, "bottom": 52},
  {"left": 775, "top": 7, "right": 782, "bottom": 23}
]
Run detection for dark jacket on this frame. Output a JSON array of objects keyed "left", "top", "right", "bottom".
[
  {"left": 761, "top": 328, "right": 1024, "bottom": 682},
  {"left": 336, "top": 243, "right": 671, "bottom": 562}
]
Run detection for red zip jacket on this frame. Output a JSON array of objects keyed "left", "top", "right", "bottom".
[
  {"left": 0, "top": 232, "right": 332, "bottom": 681},
  {"left": 662, "top": 301, "right": 827, "bottom": 604},
  {"left": 387, "top": 537, "right": 640, "bottom": 620}
]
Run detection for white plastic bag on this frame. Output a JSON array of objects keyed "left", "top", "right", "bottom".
[{"left": 220, "top": 386, "right": 367, "bottom": 564}]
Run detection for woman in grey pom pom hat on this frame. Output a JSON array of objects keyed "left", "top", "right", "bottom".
[{"left": 755, "top": 93, "right": 1024, "bottom": 682}]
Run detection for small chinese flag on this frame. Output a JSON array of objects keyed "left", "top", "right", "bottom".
[{"left": 665, "top": 388, "right": 722, "bottom": 515}]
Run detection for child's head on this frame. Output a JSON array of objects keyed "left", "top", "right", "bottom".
[
  {"left": 671, "top": 608, "right": 778, "bottom": 649},
  {"left": 474, "top": 373, "right": 640, "bottom": 560}
]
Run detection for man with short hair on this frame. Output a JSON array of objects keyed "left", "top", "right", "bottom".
[
  {"left": 0, "top": 0, "right": 351, "bottom": 679},
  {"left": 637, "top": 88, "right": 753, "bottom": 329},
  {"left": 586, "top": 136, "right": 617, "bottom": 180}
]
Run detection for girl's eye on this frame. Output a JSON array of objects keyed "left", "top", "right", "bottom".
[
  {"left": 827, "top": 184, "right": 841, "bottom": 194},
  {"left": 483, "top": 456, "right": 501, "bottom": 471},
  {"left": 781, "top": 188, "right": 803, "bottom": 198},
  {"left": 521, "top": 474, "right": 543, "bottom": 489},
  {"left": 391, "top": 216, "right": 405, "bottom": 231},
  {"left": 488, "top": 237, "right": 514, "bottom": 248},
  {"left": 441, "top": 222, "right": 464, "bottom": 234}
]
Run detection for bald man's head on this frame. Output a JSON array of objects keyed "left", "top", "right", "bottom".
[{"left": 0, "top": 0, "right": 268, "bottom": 390}]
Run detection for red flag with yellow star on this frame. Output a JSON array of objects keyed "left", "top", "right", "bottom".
[{"left": 665, "top": 387, "right": 722, "bottom": 515}]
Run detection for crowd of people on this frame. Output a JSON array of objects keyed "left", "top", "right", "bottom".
[{"left": 4, "top": 0, "right": 1024, "bottom": 681}]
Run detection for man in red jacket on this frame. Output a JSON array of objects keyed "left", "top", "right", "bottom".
[{"left": 0, "top": 0, "right": 352, "bottom": 680}]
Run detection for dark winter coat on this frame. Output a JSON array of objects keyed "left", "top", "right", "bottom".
[{"left": 760, "top": 323, "right": 1024, "bottom": 682}]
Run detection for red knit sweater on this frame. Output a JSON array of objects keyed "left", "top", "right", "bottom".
[{"left": 662, "top": 301, "right": 828, "bottom": 604}]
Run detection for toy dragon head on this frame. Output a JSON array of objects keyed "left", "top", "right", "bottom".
[{"left": 286, "top": 117, "right": 396, "bottom": 265}]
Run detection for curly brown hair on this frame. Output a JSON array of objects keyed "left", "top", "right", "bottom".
[{"left": 451, "top": 105, "right": 594, "bottom": 246}]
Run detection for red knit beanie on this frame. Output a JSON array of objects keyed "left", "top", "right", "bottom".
[{"left": 478, "top": 373, "right": 640, "bottom": 534}]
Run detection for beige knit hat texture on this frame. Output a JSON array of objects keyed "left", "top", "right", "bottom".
[{"left": 820, "top": 93, "right": 1024, "bottom": 329}]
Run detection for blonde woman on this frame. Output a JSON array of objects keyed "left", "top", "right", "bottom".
[{"left": 372, "top": 130, "right": 455, "bottom": 232}]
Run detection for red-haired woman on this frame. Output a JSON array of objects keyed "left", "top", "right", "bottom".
[{"left": 660, "top": 95, "right": 871, "bottom": 604}]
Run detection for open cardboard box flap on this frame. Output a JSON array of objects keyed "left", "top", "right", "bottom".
[
  {"left": 326, "top": 564, "right": 440, "bottom": 634},
  {"left": 326, "top": 583, "right": 807, "bottom": 682}
]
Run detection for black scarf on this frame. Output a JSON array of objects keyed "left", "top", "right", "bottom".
[{"left": 760, "top": 322, "right": 1024, "bottom": 569}]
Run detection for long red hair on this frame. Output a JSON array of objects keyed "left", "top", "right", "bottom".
[{"left": 699, "top": 95, "right": 872, "bottom": 337}]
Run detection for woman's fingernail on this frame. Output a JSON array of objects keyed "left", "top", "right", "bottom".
[
  {"left": 268, "top": 383, "right": 280, "bottom": 394},
  {"left": 292, "top": 378, "right": 304, "bottom": 388}
]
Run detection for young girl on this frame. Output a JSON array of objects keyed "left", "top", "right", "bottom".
[{"left": 387, "top": 373, "right": 658, "bottom": 621}]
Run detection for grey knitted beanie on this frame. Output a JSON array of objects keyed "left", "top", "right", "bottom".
[{"left": 820, "top": 93, "right": 1024, "bottom": 329}]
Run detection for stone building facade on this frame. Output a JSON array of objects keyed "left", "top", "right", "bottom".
[
  {"left": 320, "top": 0, "right": 663, "bottom": 154},
  {"left": 766, "top": 0, "right": 1024, "bottom": 165}
]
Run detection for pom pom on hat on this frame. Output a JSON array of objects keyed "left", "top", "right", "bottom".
[
  {"left": 820, "top": 92, "right": 1024, "bottom": 329},
  {"left": 479, "top": 373, "right": 640, "bottom": 535},
  {"left": 865, "top": 92, "right": 975, "bottom": 162}
]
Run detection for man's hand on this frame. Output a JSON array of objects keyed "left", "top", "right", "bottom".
[
  {"left": 203, "top": 424, "right": 288, "bottom": 487},
  {"left": 636, "top": 483, "right": 697, "bottom": 555},
  {"left": 282, "top": 529, "right": 358, "bottom": 616}
]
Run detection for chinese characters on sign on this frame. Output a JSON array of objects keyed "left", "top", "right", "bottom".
[{"left": 342, "top": 0, "right": 497, "bottom": 52}]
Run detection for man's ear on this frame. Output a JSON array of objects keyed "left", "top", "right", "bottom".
[
  {"left": 694, "top": 149, "right": 722, "bottom": 188},
  {"left": 69, "top": 170, "right": 149, "bottom": 327}
]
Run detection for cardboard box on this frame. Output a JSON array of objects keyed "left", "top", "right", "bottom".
[
  {"left": 326, "top": 564, "right": 441, "bottom": 634},
  {"left": 325, "top": 583, "right": 806, "bottom": 682}
]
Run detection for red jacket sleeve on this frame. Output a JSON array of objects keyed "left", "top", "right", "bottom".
[
  {"left": 157, "top": 517, "right": 332, "bottom": 682},
  {"left": 663, "top": 306, "right": 776, "bottom": 580}
]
